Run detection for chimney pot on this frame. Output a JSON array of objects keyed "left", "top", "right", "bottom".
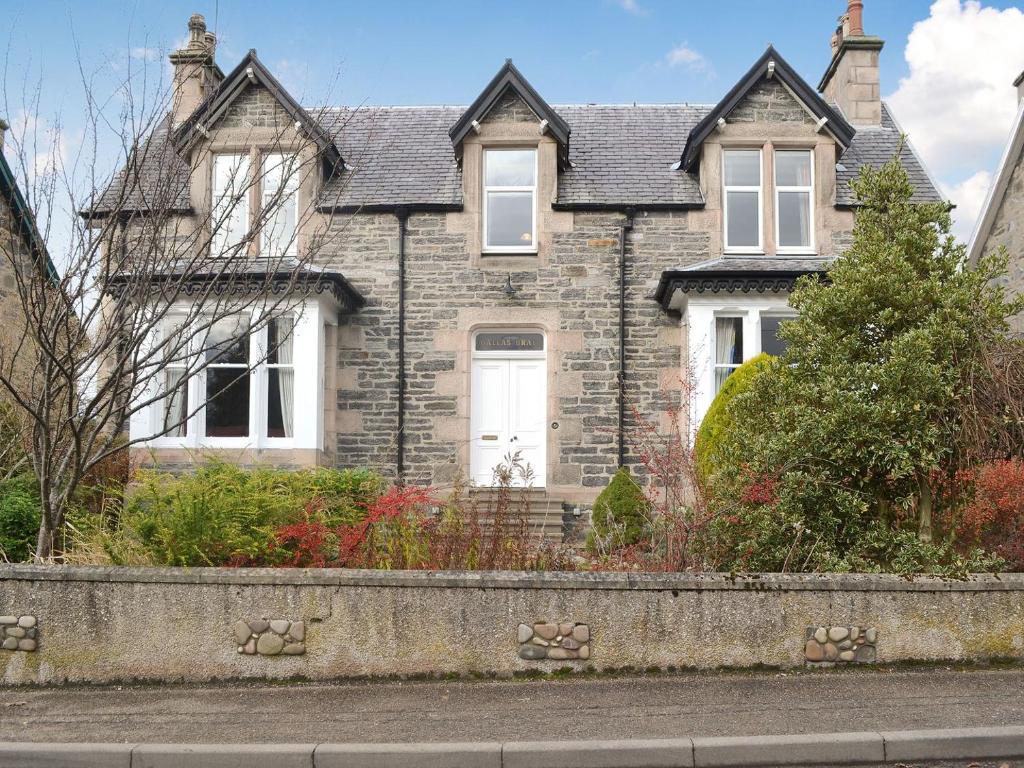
[
  {"left": 848, "top": 0, "right": 864, "bottom": 36},
  {"left": 0, "top": 118, "right": 8, "bottom": 154}
]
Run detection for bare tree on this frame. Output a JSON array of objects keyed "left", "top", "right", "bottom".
[{"left": 0, "top": 42, "right": 359, "bottom": 559}]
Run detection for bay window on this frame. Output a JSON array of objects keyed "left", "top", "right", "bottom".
[
  {"left": 141, "top": 302, "right": 326, "bottom": 451},
  {"left": 211, "top": 153, "right": 251, "bottom": 257},
  {"left": 714, "top": 316, "right": 744, "bottom": 393},
  {"left": 775, "top": 149, "right": 813, "bottom": 251},
  {"left": 723, "top": 149, "right": 762, "bottom": 252},
  {"left": 483, "top": 148, "right": 536, "bottom": 252}
]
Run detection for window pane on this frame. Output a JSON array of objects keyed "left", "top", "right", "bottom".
[
  {"left": 485, "top": 150, "right": 536, "bottom": 186},
  {"left": 204, "top": 317, "right": 250, "bottom": 364},
  {"left": 724, "top": 150, "right": 760, "bottom": 186},
  {"left": 486, "top": 191, "right": 534, "bottom": 247},
  {"left": 726, "top": 191, "right": 759, "bottom": 248},
  {"left": 262, "top": 154, "right": 298, "bottom": 258},
  {"left": 212, "top": 154, "right": 250, "bottom": 257},
  {"left": 205, "top": 368, "right": 250, "bottom": 437},
  {"left": 775, "top": 151, "right": 811, "bottom": 186},
  {"left": 778, "top": 191, "right": 811, "bottom": 248},
  {"left": 715, "top": 317, "right": 743, "bottom": 366},
  {"left": 267, "top": 367, "right": 294, "bottom": 439},
  {"left": 268, "top": 317, "right": 294, "bottom": 365},
  {"left": 162, "top": 369, "right": 188, "bottom": 437},
  {"left": 760, "top": 316, "right": 790, "bottom": 357}
]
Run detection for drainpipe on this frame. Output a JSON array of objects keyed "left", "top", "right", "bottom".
[
  {"left": 395, "top": 207, "right": 409, "bottom": 482},
  {"left": 617, "top": 209, "right": 634, "bottom": 469}
]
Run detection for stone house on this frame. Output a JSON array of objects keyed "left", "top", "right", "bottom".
[
  {"left": 0, "top": 122, "right": 57, "bottom": 386},
  {"left": 94, "top": 1, "right": 941, "bottom": 509},
  {"left": 968, "top": 69, "right": 1024, "bottom": 333}
]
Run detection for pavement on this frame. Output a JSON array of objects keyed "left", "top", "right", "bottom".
[{"left": 1, "top": 665, "right": 1022, "bottom": 745}]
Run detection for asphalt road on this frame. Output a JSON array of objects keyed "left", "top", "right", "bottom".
[{"left": 2, "top": 666, "right": 1022, "bottom": 744}]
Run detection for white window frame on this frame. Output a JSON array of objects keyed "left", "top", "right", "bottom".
[
  {"left": 482, "top": 148, "right": 538, "bottom": 254},
  {"left": 722, "top": 148, "right": 763, "bottom": 254},
  {"left": 211, "top": 153, "right": 251, "bottom": 258},
  {"left": 261, "top": 152, "right": 300, "bottom": 258},
  {"left": 139, "top": 303, "right": 328, "bottom": 452},
  {"left": 774, "top": 148, "right": 815, "bottom": 255}
]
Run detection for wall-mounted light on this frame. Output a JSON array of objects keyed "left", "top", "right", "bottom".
[{"left": 502, "top": 273, "right": 517, "bottom": 299}]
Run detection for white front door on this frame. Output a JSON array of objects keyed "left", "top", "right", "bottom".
[{"left": 471, "top": 355, "right": 547, "bottom": 487}]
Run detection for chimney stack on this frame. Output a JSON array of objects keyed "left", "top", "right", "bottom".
[
  {"left": 819, "top": 0, "right": 884, "bottom": 126},
  {"left": 168, "top": 13, "right": 221, "bottom": 127},
  {"left": 1015, "top": 71, "right": 1024, "bottom": 106},
  {"left": 0, "top": 118, "right": 7, "bottom": 155}
]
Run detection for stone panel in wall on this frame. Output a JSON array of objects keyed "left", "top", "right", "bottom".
[
  {"left": 804, "top": 625, "right": 877, "bottom": 664},
  {"left": 0, "top": 615, "right": 37, "bottom": 651},
  {"left": 233, "top": 618, "right": 305, "bottom": 656},
  {"left": 517, "top": 621, "right": 590, "bottom": 661}
]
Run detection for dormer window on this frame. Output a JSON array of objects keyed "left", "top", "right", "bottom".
[
  {"left": 262, "top": 153, "right": 299, "bottom": 258},
  {"left": 775, "top": 149, "right": 814, "bottom": 252},
  {"left": 723, "top": 149, "right": 762, "bottom": 252},
  {"left": 212, "top": 153, "right": 251, "bottom": 257},
  {"left": 483, "top": 148, "right": 536, "bottom": 252}
]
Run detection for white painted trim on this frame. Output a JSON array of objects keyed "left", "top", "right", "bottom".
[
  {"left": 481, "top": 148, "right": 538, "bottom": 254},
  {"left": 967, "top": 100, "right": 1024, "bottom": 265}
]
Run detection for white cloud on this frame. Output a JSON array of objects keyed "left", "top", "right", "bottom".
[
  {"left": 886, "top": 0, "right": 1024, "bottom": 179},
  {"left": 665, "top": 43, "right": 708, "bottom": 73},
  {"left": 615, "top": 0, "right": 646, "bottom": 15},
  {"left": 129, "top": 47, "right": 160, "bottom": 62},
  {"left": 940, "top": 169, "right": 992, "bottom": 242}
]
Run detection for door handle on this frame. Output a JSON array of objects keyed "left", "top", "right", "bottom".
[{"left": 481, "top": 434, "right": 498, "bottom": 441}]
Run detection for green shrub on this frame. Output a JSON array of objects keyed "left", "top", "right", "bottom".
[
  {"left": 589, "top": 467, "right": 650, "bottom": 551},
  {"left": 0, "top": 474, "right": 41, "bottom": 562},
  {"left": 113, "top": 461, "right": 385, "bottom": 566},
  {"left": 695, "top": 353, "right": 773, "bottom": 483}
]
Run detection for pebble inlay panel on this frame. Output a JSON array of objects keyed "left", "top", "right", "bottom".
[
  {"left": 0, "top": 615, "right": 37, "bottom": 651},
  {"left": 233, "top": 618, "right": 305, "bottom": 656},
  {"left": 518, "top": 622, "right": 590, "bottom": 661},
  {"left": 804, "top": 625, "right": 877, "bottom": 664}
]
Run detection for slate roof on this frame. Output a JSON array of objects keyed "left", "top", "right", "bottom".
[
  {"left": 88, "top": 97, "right": 942, "bottom": 215},
  {"left": 835, "top": 103, "right": 943, "bottom": 206}
]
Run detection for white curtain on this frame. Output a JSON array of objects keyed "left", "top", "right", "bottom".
[
  {"left": 164, "top": 370, "right": 188, "bottom": 437},
  {"left": 276, "top": 319, "right": 294, "bottom": 438},
  {"left": 715, "top": 318, "right": 738, "bottom": 392}
]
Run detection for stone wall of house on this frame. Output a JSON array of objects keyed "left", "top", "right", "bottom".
[
  {"left": 729, "top": 79, "right": 817, "bottom": 125},
  {"left": 979, "top": 141, "right": 1024, "bottom": 333},
  {"left": 320, "top": 208, "right": 707, "bottom": 496},
  {"left": 1, "top": 566, "right": 1021, "bottom": 685},
  {"left": 482, "top": 90, "right": 539, "bottom": 124},
  {"left": 218, "top": 84, "right": 293, "bottom": 130}
]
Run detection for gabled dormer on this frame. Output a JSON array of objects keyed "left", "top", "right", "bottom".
[
  {"left": 680, "top": 46, "right": 855, "bottom": 174},
  {"left": 172, "top": 48, "right": 343, "bottom": 178},
  {"left": 450, "top": 59, "right": 570, "bottom": 169},
  {"left": 449, "top": 60, "right": 573, "bottom": 263}
]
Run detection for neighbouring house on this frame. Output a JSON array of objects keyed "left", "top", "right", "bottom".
[
  {"left": 0, "top": 120, "right": 58, "bottom": 390},
  {"left": 968, "top": 69, "right": 1024, "bottom": 333},
  {"left": 89, "top": 0, "right": 941, "bottom": 509}
]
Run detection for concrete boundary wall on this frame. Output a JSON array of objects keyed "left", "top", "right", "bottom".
[
  {"left": 0, "top": 566, "right": 1022, "bottom": 684},
  {"left": 4, "top": 728, "right": 1024, "bottom": 768}
]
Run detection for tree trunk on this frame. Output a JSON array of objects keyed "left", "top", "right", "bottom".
[
  {"left": 35, "top": 515, "right": 53, "bottom": 561},
  {"left": 917, "top": 474, "right": 933, "bottom": 544}
]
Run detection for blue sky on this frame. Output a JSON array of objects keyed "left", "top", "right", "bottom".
[{"left": 4, "top": 0, "right": 1024, "bottom": 240}]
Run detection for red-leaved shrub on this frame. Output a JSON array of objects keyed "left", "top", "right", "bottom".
[{"left": 957, "top": 459, "right": 1024, "bottom": 569}]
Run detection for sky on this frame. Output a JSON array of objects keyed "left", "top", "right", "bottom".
[{"left": 4, "top": 0, "right": 1024, "bottom": 244}]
